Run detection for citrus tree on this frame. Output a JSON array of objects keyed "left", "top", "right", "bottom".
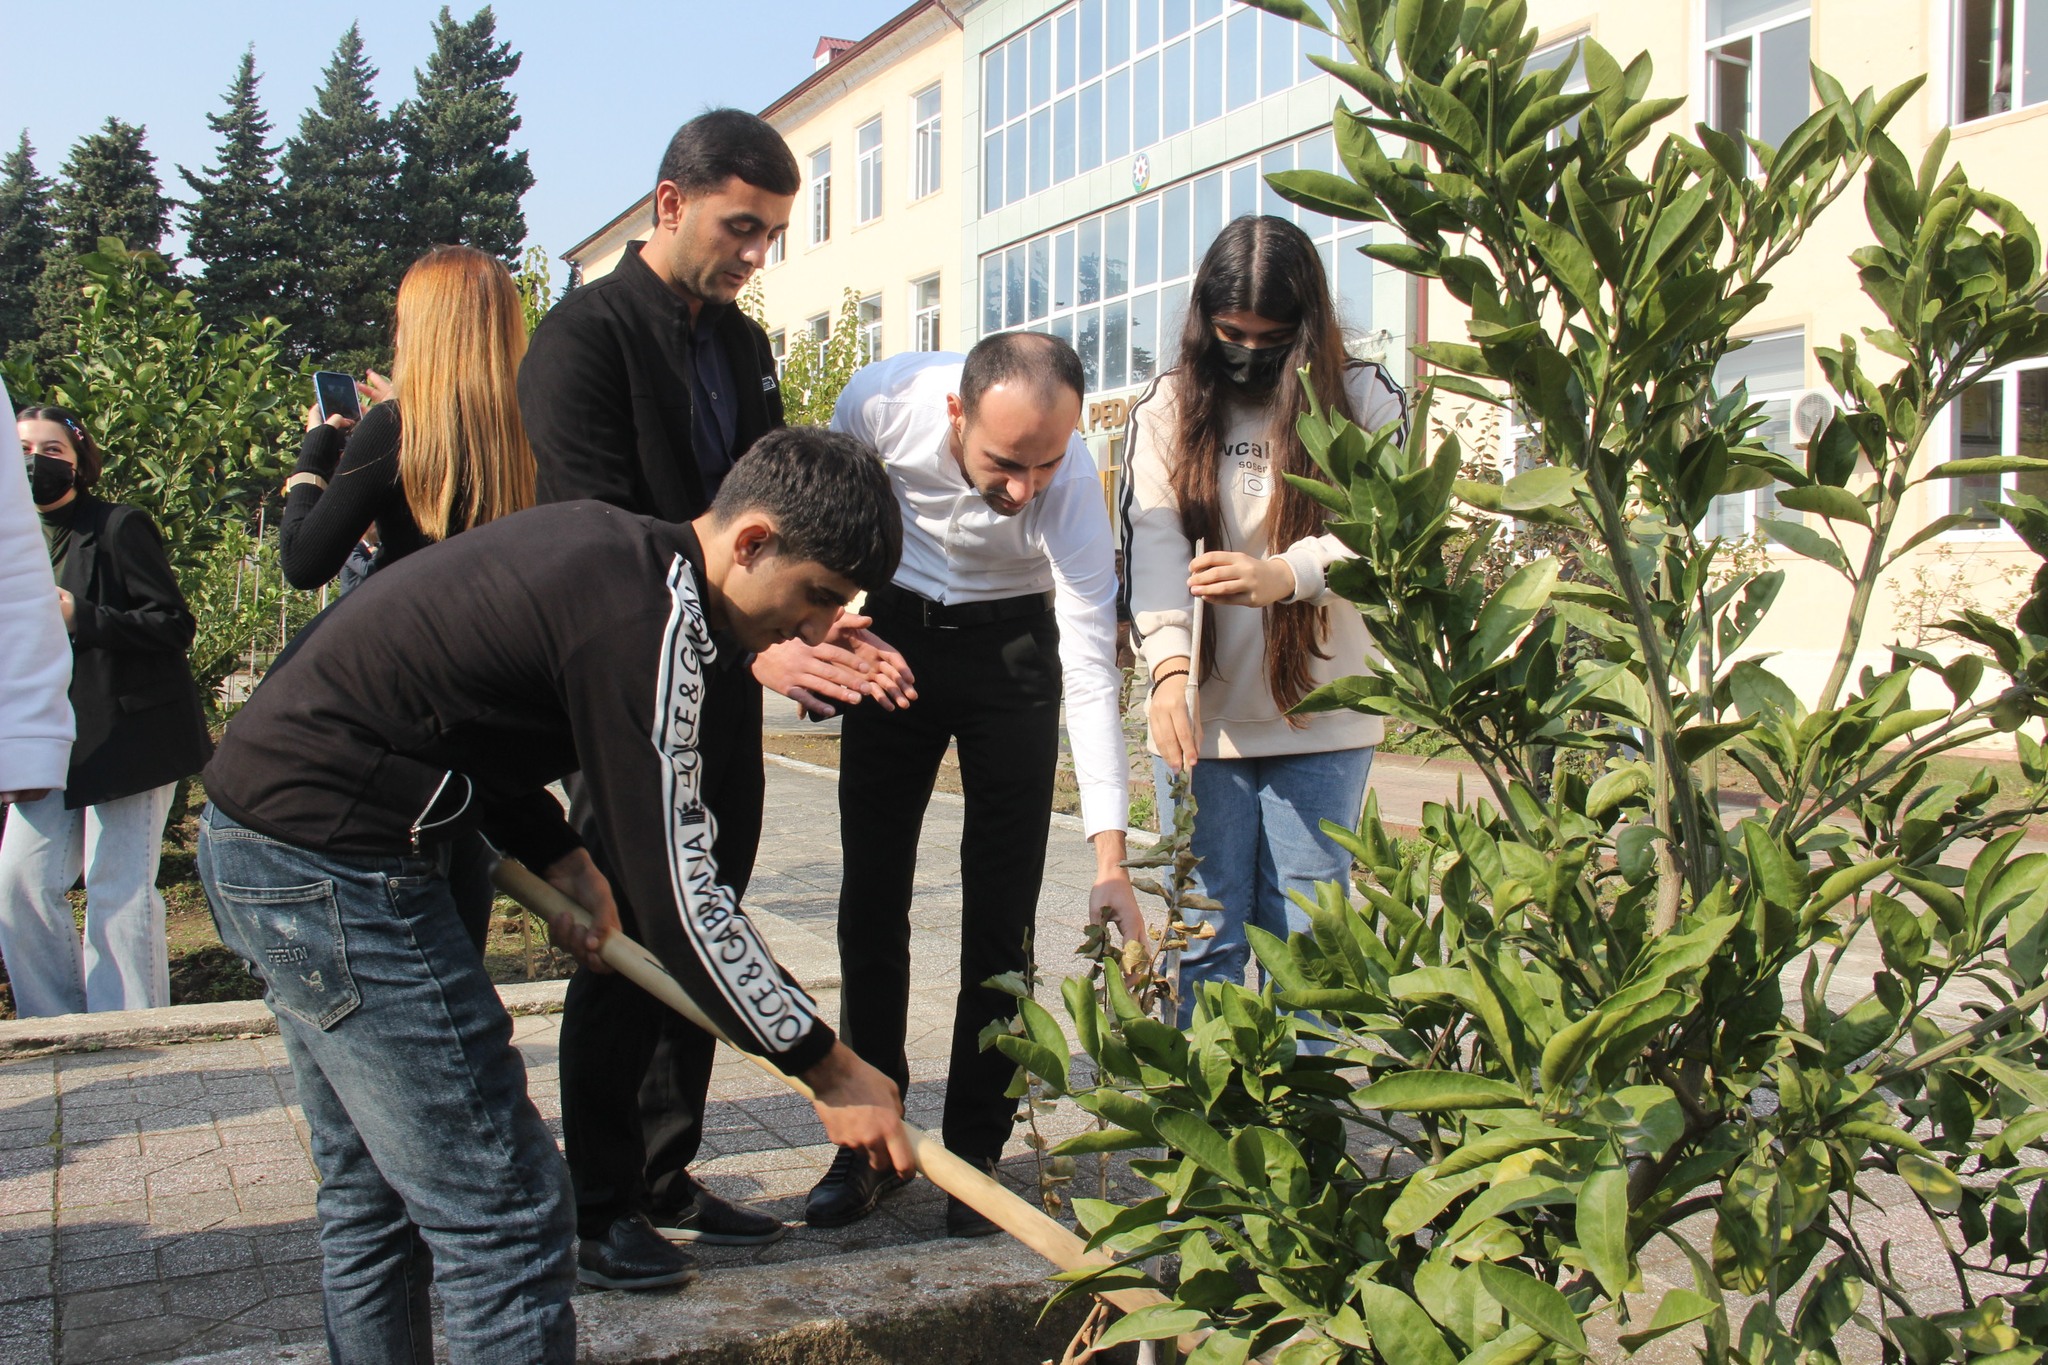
[{"left": 1002, "top": 3, "right": 2048, "bottom": 1361}]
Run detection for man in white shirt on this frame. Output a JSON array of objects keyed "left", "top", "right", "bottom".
[{"left": 809, "top": 333, "right": 1141, "bottom": 1237}]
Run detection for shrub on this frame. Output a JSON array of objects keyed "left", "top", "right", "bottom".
[{"left": 1005, "top": 3, "right": 2048, "bottom": 1362}]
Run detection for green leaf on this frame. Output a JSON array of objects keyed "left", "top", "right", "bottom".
[
  {"left": 1498, "top": 465, "right": 1583, "bottom": 513},
  {"left": 1474, "top": 1263, "right": 1588, "bottom": 1354},
  {"left": 1759, "top": 517, "right": 1852, "bottom": 575},
  {"left": 1468, "top": 557, "right": 1561, "bottom": 672},
  {"left": 1896, "top": 1152, "right": 1964, "bottom": 1213},
  {"left": 1356, "top": 1283, "right": 1459, "bottom": 1365},
  {"left": 1776, "top": 484, "right": 1872, "bottom": 528},
  {"left": 1925, "top": 456, "right": 2048, "bottom": 478},
  {"left": 1618, "top": 1288, "right": 1720, "bottom": 1352},
  {"left": 1356, "top": 1071, "right": 1528, "bottom": 1112},
  {"left": 1577, "top": 1163, "right": 1631, "bottom": 1299},
  {"left": 1093, "top": 1303, "right": 1212, "bottom": 1350},
  {"left": 1153, "top": 1109, "right": 1243, "bottom": 1184}
]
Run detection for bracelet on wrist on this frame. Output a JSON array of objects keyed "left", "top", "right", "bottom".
[
  {"left": 283, "top": 471, "right": 328, "bottom": 494},
  {"left": 1149, "top": 667, "right": 1189, "bottom": 694}
]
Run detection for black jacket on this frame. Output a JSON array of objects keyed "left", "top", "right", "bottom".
[
  {"left": 51, "top": 495, "right": 212, "bottom": 808},
  {"left": 519, "top": 241, "right": 784, "bottom": 521},
  {"left": 203, "top": 502, "right": 830, "bottom": 1076}
]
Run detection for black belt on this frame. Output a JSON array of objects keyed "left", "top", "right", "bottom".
[{"left": 865, "top": 582, "right": 1054, "bottom": 630}]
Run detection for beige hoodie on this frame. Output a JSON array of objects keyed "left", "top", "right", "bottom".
[{"left": 1121, "top": 360, "right": 1406, "bottom": 760}]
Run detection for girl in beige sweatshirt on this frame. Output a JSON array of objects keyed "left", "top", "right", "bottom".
[{"left": 1120, "top": 215, "right": 1407, "bottom": 1028}]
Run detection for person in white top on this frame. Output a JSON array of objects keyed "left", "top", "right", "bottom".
[
  {"left": 0, "top": 377, "right": 73, "bottom": 805},
  {"left": 1122, "top": 215, "right": 1407, "bottom": 1029},
  {"left": 811, "top": 333, "right": 1141, "bottom": 1237}
]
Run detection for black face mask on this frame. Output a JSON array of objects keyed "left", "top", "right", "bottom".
[
  {"left": 25, "top": 455, "right": 77, "bottom": 507},
  {"left": 1213, "top": 338, "right": 1293, "bottom": 393}
]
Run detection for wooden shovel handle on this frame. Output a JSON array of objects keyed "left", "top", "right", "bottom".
[{"left": 489, "top": 856, "right": 1181, "bottom": 1328}]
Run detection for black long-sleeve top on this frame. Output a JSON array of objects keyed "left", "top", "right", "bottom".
[
  {"left": 202, "top": 500, "right": 832, "bottom": 1075},
  {"left": 519, "top": 241, "right": 784, "bottom": 521},
  {"left": 279, "top": 403, "right": 441, "bottom": 589}
]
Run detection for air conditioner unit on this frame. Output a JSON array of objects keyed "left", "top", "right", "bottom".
[{"left": 1790, "top": 389, "right": 1837, "bottom": 446}]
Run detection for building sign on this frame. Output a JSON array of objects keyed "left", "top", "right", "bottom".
[{"left": 1087, "top": 396, "right": 1131, "bottom": 433}]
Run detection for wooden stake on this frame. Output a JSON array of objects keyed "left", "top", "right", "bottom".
[{"left": 488, "top": 856, "right": 1193, "bottom": 1343}]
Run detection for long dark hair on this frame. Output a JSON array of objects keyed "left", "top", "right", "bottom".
[{"left": 1168, "top": 215, "right": 1357, "bottom": 713}]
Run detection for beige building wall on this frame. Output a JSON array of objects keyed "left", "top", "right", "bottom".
[
  {"left": 1426, "top": 1, "right": 2048, "bottom": 729},
  {"left": 565, "top": 5, "right": 965, "bottom": 372}
]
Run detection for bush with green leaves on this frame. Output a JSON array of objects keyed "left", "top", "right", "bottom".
[
  {"left": 999, "top": 3, "right": 2048, "bottom": 1362},
  {"left": 5, "top": 237, "right": 314, "bottom": 720}
]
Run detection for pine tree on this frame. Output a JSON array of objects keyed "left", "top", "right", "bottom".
[
  {"left": 279, "top": 24, "right": 403, "bottom": 369},
  {"left": 181, "top": 49, "right": 288, "bottom": 330},
  {"left": 0, "top": 133, "right": 55, "bottom": 364},
  {"left": 394, "top": 6, "right": 534, "bottom": 262},
  {"left": 29, "top": 118, "right": 172, "bottom": 372}
]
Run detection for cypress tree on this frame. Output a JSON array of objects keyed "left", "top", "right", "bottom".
[
  {"left": 30, "top": 118, "right": 172, "bottom": 371},
  {"left": 181, "top": 49, "right": 288, "bottom": 329},
  {"left": 395, "top": 6, "right": 534, "bottom": 262},
  {"left": 279, "top": 24, "right": 403, "bottom": 369},
  {"left": 0, "top": 132, "right": 54, "bottom": 364}
]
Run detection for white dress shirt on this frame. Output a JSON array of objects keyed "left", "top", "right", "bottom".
[{"left": 830, "top": 352, "right": 1128, "bottom": 838}]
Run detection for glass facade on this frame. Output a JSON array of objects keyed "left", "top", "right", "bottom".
[
  {"left": 978, "top": 127, "right": 1404, "bottom": 395},
  {"left": 980, "top": 0, "right": 1339, "bottom": 212}
]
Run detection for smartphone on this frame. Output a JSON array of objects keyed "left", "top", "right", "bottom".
[{"left": 314, "top": 371, "right": 362, "bottom": 423}]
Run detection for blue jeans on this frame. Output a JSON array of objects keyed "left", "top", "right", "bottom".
[
  {"left": 1174, "top": 748, "right": 1375, "bottom": 1032},
  {"left": 196, "top": 805, "right": 575, "bottom": 1364}
]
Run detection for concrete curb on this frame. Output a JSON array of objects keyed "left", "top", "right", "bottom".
[
  {"left": 0, "top": 979, "right": 573, "bottom": 1059},
  {"left": 175, "top": 1237, "right": 1116, "bottom": 1364}
]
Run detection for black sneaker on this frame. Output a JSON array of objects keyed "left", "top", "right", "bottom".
[
  {"left": 945, "top": 1155, "right": 1003, "bottom": 1239},
  {"left": 804, "top": 1145, "right": 911, "bottom": 1228},
  {"left": 649, "top": 1187, "right": 788, "bottom": 1247},
  {"left": 576, "top": 1212, "right": 699, "bottom": 1290}
]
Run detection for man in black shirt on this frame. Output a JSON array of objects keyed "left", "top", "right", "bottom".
[
  {"left": 198, "top": 429, "right": 913, "bottom": 1363},
  {"left": 519, "top": 110, "right": 913, "bottom": 1283}
]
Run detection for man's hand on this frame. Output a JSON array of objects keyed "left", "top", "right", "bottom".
[
  {"left": 537, "top": 847, "right": 620, "bottom": 973},
  {"left": 1189, "top": 549, "right": 1295, "bottom": 607},
  {"left": 1146, "top": 658, "right": 1199, "bottom": 773},
  {"left": 803, "top": 1041, "right": 917, "bottom": 1179},
  {"left": 1089, "top": 831, "right": 1147, "bottom": 948},
  {"left": 752, "top": 616, "right": 916, "bottom": 719},
  {"left": 55, "top": 589, "right": 74, "bottom": 632}
]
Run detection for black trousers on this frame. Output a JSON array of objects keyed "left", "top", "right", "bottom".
[
  {"left": 837, "top": 606, "right": 1062, "bottom": 1164},
  {"left": 557, "top": 679, "right": 763, "bottom": 1232}
]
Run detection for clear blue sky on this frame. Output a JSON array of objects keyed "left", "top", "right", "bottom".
[{"left": 0, "top": 0, "right": 911, "bottom": 285}]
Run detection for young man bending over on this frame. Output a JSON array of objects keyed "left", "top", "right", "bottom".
[{"left": 196, "top": 429, "right": 912, "bottom": 1364}]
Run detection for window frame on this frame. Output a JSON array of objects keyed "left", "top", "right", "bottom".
[
  {"left": 1942, "top": 356, "right": 2048, "bottom": 539},
  {"left": 1704, "top": 3, "right": 1813, "bottom": 168},
  {"left": 1952, "top": 0, "right": 2048, "bottom": 123},
  {"left": 912, "top": 84, "right": 943, "bottom": 200},
  {"left": 856, "top": 118, "right": 884, "bottom": 226},
  {"left": 859, "top": 294, "right": 883, "bottom": 362},
  {"left": 809, "top": 146, "right": 833, "bottom": 247},
  {"left": 1700, "top": 327, "right": 1810, "bottom": 543},
  {"left": 912, "top": 274, "right": 942, "bottom": 351}
]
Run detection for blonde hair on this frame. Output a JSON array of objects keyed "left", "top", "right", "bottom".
[{"left": 390, "top": 245, "right": 535, "bottom": 541}]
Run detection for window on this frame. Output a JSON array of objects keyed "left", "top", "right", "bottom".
[
  {"left": 913, "top": 85, "right": 943, "bottom": 198},
  {"left": 1702, "top": 330, "right": 1807, "bottom": 541},
  {"left": 769, "top": 329, "right": 787, "bottom": 379},
  {"left": 806, "top": 313, "right": 830, "bottom": 362},
  {"left": 978, "top": 127, "right": 1407, "bottom": 396},
  {"left": 859, "top": 295, "right": 883, "bottom": 361},
  {"left": 1706, "top": 0, "right": 1811, "bottom": 164},
  {"left": 856, "top": 119, "right": 883, "bottom": 225},
  {"left": 1526, "top": 36, "right": 1590, "bottom": 143},
  {"left": 809, "top": 147, "right": 832, "bottom": 246},
  {"left": 980, "top": 0, "right": 1332, "bottom": 212},
  {"left": 913, "top": 275, "right": 942, "bottom": 351},
  {"left": 1948, "top": 363, "right": 2048, "bottom": 528},
  {"left": 1955, "top": 0, "right": 2048, "bottom": 121},
  {"left": 766, "top": 232, "right": 785, "bottom": 268}
]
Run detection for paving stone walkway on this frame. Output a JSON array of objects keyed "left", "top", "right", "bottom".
[{"left": 0, "top": 756, "right": 1134, "bottom": 1364}]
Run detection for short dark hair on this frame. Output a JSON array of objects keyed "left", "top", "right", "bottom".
[
  {"left": 653, "top": 110, "right": 800, "bottom": 223},
  {"left": 17, "top": 405, "right": 104, "bottom": 489},
  {"left": 710, "top": 427, "right": 901, "bottom": 592},
  {"left": 958, "top": 332, "right": 1085, "bottom": 420}
]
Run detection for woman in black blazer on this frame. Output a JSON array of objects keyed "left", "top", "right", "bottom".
[{"left": 0, "top": 406, "right": 211, "bottom": 1016}]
